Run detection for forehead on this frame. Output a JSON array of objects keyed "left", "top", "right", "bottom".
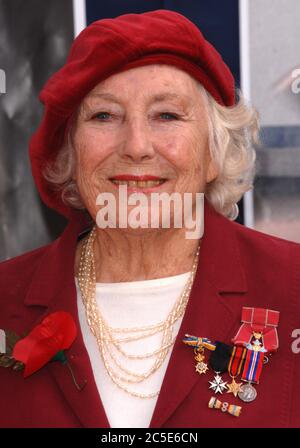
[{"left": 85, "top": 65, "right": 200, "bottom": 104}]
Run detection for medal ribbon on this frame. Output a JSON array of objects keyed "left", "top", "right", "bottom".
[
  {"left": 241, "top": 350, "right": 264, "bottom": 383},
  {"left": 232, "top": 307, "right": 280, "bottom": 352},
  {"left": 183, "top": 335, "right": 216, "bottom": 351},
  {"left": 228, "top": 346, "right": 247, "bottom": 377},
  {"left": 209, "top": 341, "right": 233, "bottom": 373}
]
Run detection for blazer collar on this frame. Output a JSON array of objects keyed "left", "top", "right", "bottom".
[
  {"left": 23, "top": 197, "right": 248, "bottom": 428},
  {"left": 200, "top": 198, "right": 247, "bottom": 293}
]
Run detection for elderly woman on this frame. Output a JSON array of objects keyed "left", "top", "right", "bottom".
[{"left": 0, "top": 10, "right": 300, "bottom": 429}]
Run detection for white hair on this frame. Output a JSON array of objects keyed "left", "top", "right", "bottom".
[{"left": 199, "top": 85, "right": 259, "bottom": 220}]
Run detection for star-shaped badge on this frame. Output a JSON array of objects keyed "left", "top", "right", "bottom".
[
  {"left": 226, "top": 378, "right": 243, "bottom": 397},
  {"left": 195, "top": 361, "right": 208, "bottom": 375},
  {"left": 209, "top": 373, "right": 227, "bottom": 394}
]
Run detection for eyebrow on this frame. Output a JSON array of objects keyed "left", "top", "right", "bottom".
[{"left": 88, "top": 92, "right": 191, "bottom": 105}]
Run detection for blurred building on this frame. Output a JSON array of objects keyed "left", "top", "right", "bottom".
[{"left": 248, "top": 0, "right": 300, "bottom": 242}]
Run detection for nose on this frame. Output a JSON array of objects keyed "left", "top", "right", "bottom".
[{"left": 118, "top": 117, "right": 155, "bottom": 162}]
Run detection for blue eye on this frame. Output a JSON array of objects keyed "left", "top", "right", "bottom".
[
  {"left": 92, "top": 112, "right": 179, "bottom": 121},
  {"left": 93, "top": 112, "right": 111, "bottom": 120},
  {"left": 159, "top": 112, "right": 179, "bottom": 120}
]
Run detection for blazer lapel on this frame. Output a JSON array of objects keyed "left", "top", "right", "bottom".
[
  {"left": 23, "top": 211, "right": 111, "bottom": 428},
  {"left": 149, "top": 198, "right": 248, "bottom": 428}
]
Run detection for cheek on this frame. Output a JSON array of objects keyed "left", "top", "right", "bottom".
[
  {"left": 73, "top": 127, "right": 112, "bottom": 178},
  {"left": 160, "top": 130, "right": 209, "bottom": 194},
  {"left": 161, "top": 131, "right": 207, "bottom": 173}
]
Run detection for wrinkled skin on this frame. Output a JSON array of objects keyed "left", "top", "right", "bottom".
[{"left": 73, "top": 65, "right": 218, "bottom": 282}]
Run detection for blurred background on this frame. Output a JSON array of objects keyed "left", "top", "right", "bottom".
[{"left": 0, "top": 0, "right": 299, "bottom": 261}]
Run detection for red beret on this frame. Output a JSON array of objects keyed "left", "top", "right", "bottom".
[{"left": 29, "top": 9, "right": 236, "bottom": 218}]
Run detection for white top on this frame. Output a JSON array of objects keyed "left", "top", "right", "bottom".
[{"left": 75, "top": 271, "right": 191, "bottom": 428}]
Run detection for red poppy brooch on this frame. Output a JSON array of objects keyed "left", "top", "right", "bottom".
[{"left": 0, "top": 311, "right": 86, "bottom": 390}]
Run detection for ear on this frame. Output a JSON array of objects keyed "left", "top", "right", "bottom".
[{"left": 205, "top": 157, "right": 219, "bottom": 184}]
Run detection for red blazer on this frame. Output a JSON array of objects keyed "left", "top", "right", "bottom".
[{"left": 1, "top": 198, "right": 300, "bottom": 428}]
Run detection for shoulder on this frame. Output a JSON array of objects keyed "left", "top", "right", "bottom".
[
  {"left": 232, "top": 219, "right": 300, "bottom": 261},
  {"left": 0, "top": 243, "right": 51, "bottom": 279},
  {"left": 0, "top": 243, "right": 52, "bottom": 311},
  {"left": 230, "top": 220, "right": 300, "bottom": 300},
  {"left": 0, "top": 218, "right": 86, "bottom": 325}
]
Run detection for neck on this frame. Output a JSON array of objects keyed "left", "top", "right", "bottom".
[{"left": 76, "top": 227, "right": 201, "bottom": 283}]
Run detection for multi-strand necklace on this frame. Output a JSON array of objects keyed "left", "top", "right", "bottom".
[{"left": 78, "top": 226, "right": 200, "bottom": 398}]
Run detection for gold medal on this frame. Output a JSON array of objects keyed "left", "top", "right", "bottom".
[
  {"left": 194, "top": 347, "right": 209, "bottom": 375},
  {"left": 182, "top": 335, "right": 215, "bottom": 375},
  {"left": 226, "top": 376, "right": 243, "bottom": 397}
]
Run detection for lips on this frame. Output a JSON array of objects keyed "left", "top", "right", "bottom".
[
  {"left": 111, "top": 175, "right": 164, "bottom": 181},
  {"left": 109, "top": 174, "right": 167, "bottom": 189}
]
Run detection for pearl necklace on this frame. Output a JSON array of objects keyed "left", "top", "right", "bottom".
[{"left": 78, "top": 226, "right": 200, "bottom": 398}]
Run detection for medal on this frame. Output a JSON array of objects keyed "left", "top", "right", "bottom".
[
  {"left": 183, "top": 304, "right": 280, "bottom": 415},
  {"left": 241, "top": 349, "right": 264, "bottom": 384},
  {"left": 226, "top": 345, "right": 246, "bottom": 397},
  {"left": 226, "top": 377, "right": 243, "bottom": 397},
  {"left": 238, "top": 382, "right": 257, "bottom": 403},
  {"left": 208, "top": 342, "right": 233, "bottom": 394},
  {"left": 236, "top": 347, "right": 264, "bottom": 401},
  {"left": 182, "top": 335, "right": 215, "bottom": 375},
  {"left": 247, "top": 331, "right": 267, "bottom": 352},
  {"left": 232, "top": 307, "right": 280, "bottom": 352},
  {"left": 194, "top": 346, "right": 208, "bottom": 375},
  {"left": 209, "top": 341, "right": 232, "bottom": 373},
  {"left": 209, "top": 372, "right": 228, "bottom": 394},
  {"left": 230, "top": 307, "right": 280, "bottom": 403}
]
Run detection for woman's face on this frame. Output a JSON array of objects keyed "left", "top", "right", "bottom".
[{"left": 72, "top": 64, "right": 218, "bottom": 225}]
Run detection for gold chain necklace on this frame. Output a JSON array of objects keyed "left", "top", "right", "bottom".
[{"left": 78, "top": 226, "right": 200, "bottom": 398}]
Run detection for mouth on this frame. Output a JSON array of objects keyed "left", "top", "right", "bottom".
[{"left": 108, "top": 175, "right": 168, "bottom": 191}]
